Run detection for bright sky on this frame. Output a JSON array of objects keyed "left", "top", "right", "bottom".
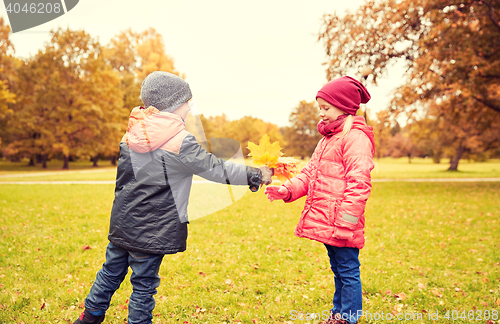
[{"left": 3, "top": 0, "right": 405, "bottom": 127}]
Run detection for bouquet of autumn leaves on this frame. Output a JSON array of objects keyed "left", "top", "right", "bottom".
[{"left": 247, "top": 135, "right": 300, "bottom": 184}]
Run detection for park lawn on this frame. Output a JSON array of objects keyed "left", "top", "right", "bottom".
[
  {"left": 0, "top": 160, "right": 117, "bottom": 176},
  {"left": 1, "top": 158, "right": 500, "bottom": 182},
  {"left": 0, "top": 182, "right": 499, "bottom": 324},
  {"left": 0, "top": 170, "right": 118, "bottom": 182},
  {"left": 371, "top": 158, "right": 500, "bottom": 179}
]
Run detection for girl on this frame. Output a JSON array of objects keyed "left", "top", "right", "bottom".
[{"left": 265, "top": 76, "right": 374, "bottom": 324}]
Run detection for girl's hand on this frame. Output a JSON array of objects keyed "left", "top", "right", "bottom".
[{"left": 265, "top": 186, "right": 289, "bottom": 202}]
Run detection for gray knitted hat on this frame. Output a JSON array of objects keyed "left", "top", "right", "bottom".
[{"left": 140, "top": 71, "right": 192, "bottom": 112}]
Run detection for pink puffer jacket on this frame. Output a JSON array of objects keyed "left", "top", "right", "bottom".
[{"left": 283, "top": 116, "right": 375, "bottom": 249}]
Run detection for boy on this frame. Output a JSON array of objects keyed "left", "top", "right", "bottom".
[{"left": 74, "top": 71, "right": 272, "bottom": 324}]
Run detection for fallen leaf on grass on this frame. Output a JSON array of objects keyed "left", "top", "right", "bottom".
[
  {"left": 82, "top": 245, "right": 91, "bottom": 250},
  {"left": 395, "top": 292, "right": 407, "bottom": 300},
  {"left": 431, "top": 289, "right": 443, "bottom": 298},
  {"left": 40, "top": 303, "right": 45, "bottom": 310}
]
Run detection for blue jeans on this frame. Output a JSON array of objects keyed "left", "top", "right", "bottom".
[
  {"left": 84, "top": 242, "right": 164, "bottom": 324},
  {"left": 324, "top": 244, "right": 362, "bottom": 324}
]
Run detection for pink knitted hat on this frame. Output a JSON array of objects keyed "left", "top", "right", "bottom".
[{"left": 316, "top": 76, "right": 371, "bottom": 115}]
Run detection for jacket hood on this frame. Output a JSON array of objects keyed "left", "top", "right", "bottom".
[
  {"left": 126, "top": 106, "right": 185, "bottom": 153},
  {"left": 352, "top": 115, "right": 375, "bottom": 155}
]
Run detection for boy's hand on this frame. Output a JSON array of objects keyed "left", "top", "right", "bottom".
[
  {"left": 265, "top": 186, "right": 288, "bottom": 202},
  {"left": 260, "top": 166, "right": 274, "bottom": 186}
]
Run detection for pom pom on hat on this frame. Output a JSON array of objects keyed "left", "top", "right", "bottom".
[{"left": 316, "top": 76, "right": 371, "bottom": 115}]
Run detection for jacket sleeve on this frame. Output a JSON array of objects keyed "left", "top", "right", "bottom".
[
  {"left": 334, "top": 131, "right": 374, "bottom": 236},
  {"left": 174, "top": 134, "right": 262, "bottom": 189},
  {"left": 281, "top": 139, "right": 323, "bottom": 203}
]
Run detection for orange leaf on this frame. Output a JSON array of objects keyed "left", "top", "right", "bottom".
[{"left": 273, "top": 157, "right": 300, "bottom": 184}]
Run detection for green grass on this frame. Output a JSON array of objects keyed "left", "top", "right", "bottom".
[
  {"left": 371, "top": 158, "right": 500, "bottom": 179},
  {"left": 0, "top": 181, "right": 499, "bottom": 323},
  {"left": 1, "top": 158, "right": 500, "bottom": 182},
  {"left": 0, "top": 159, "right": 117, "bottom": 175}
]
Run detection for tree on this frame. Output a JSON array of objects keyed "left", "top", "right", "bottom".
[
  {"left": 372, "top": 109, "right": 392, "bottom": 159},
  {"left": 4, "top": 28, "right": 123, "bottom": 169},
  {"left": 197, "top": 114, "right": 283, "bottom": 158},
  {"left": 220, "top": 116, "right": 283, "bottom": 157},
  {"left": 318, "top": 0, "right": 500, "bottom": 170},
  {"left": 386, "top": 131, "right": 419, "bottom": 162},
  {"left": 0, "top": 18, "right": 17, "bottom": 151},
  {"left": 104, "top": 28, "right": 180, "bottom": 109},
  {"left": 284, "top": 101, "right": 322, "bottom": 159}
]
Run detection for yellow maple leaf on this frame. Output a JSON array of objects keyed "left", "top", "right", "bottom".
[{"left": 247, "top": 134, "right": 283, "bottom": 168}]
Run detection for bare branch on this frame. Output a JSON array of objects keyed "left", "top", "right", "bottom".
[
  {"left": 481, "top": 0, "right": 500, "bottom": 32},
  {"left": 473, "top": 96, "right": 500, "bottom": 113}
]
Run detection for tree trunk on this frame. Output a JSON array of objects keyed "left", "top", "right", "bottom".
[
  {"left": 93, "top": 155, "right": 99, "bottom": 167},
  {"left": 110, "top": 155, "right": 117, "bottom": 166},
  {"left": 42, "top": 154, "right": 47, "bottom": 169},
  {"left": 29, "top": 155, "right": 35, "bottom": 166},
  {"left": 448, "top": 141, "right": 465, "bottom": 171},
  {"left": 62, "top": 155, "right": 69, "bottom": 169},
  {"left": 407, "top": 153, "right": 412, "bottom": 164},
  {"left": 432, "top": 149, "right": 442, "bottom": 164}
]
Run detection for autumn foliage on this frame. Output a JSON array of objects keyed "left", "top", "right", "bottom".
[
  {"left": 0, "top": 21, "right": 181, "bottom": 168},
  {"left": 319, "top": 0, "right": 500, "bottom": 170},
  {"left": 1, "top": 3, "right": 499, "bottom": 170}
]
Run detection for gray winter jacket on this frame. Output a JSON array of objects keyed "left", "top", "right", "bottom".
[{"left": 108, "top": 107, "right": 262, "bottom": 254}]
